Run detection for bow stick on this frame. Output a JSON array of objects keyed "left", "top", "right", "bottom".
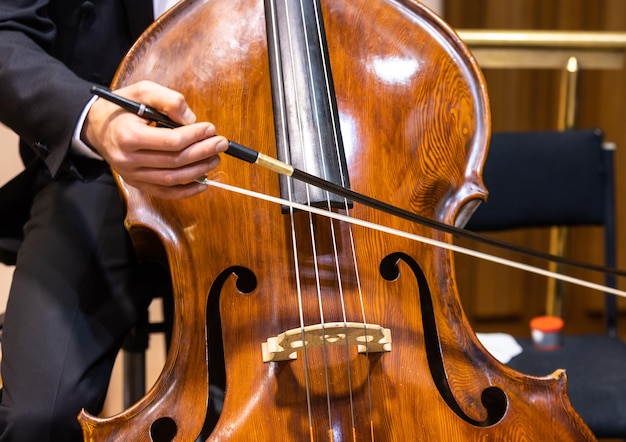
[{"left": 90, "top": 85, "right": 626, "bottom": 280}]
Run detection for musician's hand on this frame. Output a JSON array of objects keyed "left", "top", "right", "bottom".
[{"left": 82, "top": 80, "right": 228, "bottom": 199}]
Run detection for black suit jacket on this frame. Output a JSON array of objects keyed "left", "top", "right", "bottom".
[{"left": 0, "top": 0, "right": 154, "bottom": 264}]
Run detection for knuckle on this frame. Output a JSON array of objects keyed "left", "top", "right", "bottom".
[
  {"left": 161, "top": 172, "right": 178, "bottom": 187},
  {"left": 135, "top": 80, "right": 153, "bottom": 96},
  {"left": 161, "top": 132, "right": 184, "bottom": 151},
  {"left": 116, "top": 130, "right": 136, "bottom": 146}
]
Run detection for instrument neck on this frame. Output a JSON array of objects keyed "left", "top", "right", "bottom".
[{"left": 265, "top": 0, "right": 350, "bottom": 207}]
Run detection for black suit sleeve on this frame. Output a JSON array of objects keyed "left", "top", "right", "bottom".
[{"left": 0, "top": 0, "right": 144, "bottom": 178}]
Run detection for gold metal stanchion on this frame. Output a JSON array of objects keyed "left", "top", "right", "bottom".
[{"left": 546, "top": 57, "right": 579, "bottom": 317}]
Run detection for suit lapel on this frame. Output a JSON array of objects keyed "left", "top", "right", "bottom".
[{"left": 123, "top": 0, "right": 154, "bottom": 40}]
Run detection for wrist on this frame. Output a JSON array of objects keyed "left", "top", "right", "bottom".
[{"left": 72, "top": 96, "right": 103, "bottom": 160}]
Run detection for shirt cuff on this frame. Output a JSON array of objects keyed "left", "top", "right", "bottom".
[{"left": 71, "top": 95, "right": 104, "bottom": 161}]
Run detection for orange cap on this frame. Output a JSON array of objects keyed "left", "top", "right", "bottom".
[{"left": 530, "top": 315, "right": 564, "bottom": 332}]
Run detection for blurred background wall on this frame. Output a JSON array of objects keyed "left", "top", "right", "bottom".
[{"left": 445, "top": 0, "right": 626, "bottom": 338}]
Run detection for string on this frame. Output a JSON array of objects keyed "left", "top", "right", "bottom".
[
  {"left": 284, "top": 0, "right": 345, "bottom": 435},
  {"left": 309, "top": 0, "right": 371, "bottom": 436},
  {"left": 298, "top": 0, "right": 360, "bottom": 435},
  {"left": 267, "top": 0, "right": 316, "bottom": 433},
  {"left": 293, "top": 1, "right": 334, "bottom": 432},
  {"left": 197, "top": 177, "right": 626, "bottom": 299}
]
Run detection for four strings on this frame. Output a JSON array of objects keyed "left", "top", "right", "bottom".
[
  {"left": 90, "top": 5, "right": 624, "bottom": 436},
  {"left": 274, "top": 0, "right": 373, "bottom": 437},
  {"left": 262, "top": 1, "right": 626, "bottom": 439}
]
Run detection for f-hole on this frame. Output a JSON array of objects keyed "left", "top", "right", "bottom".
[
  {"left": 194, "top": 266, "right": 257, "bottom": 441},
  {"left": 380, "top": 252, "right": 507, "bottom": 427}
]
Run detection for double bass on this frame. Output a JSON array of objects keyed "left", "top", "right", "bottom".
[{"left": 79, "top": 0, "right": 596, "bottom": 440}]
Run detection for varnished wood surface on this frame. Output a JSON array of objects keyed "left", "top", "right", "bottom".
[{"left": 79, "top": 0, "right": 595, "bottom": 440}]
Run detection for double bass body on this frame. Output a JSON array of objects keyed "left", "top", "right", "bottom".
[{"left": 79, "top": 0, "right": 595, "bottom": 440}]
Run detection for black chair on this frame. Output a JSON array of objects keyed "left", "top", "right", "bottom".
[
  {"left": 122, "top": 286, "right": 225, "bottom": 422},
  {"left": 121, "top": 289, "right": 174, "bottom": 409},
  {"left": 465, "top": 128, "right": 626, "bottom": 439}
]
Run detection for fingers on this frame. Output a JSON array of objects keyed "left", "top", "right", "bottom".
[
  {"left": 114, "top": 80, "right": 197, "bottom": 126},
  {"left": 82, "top": 81, "right": 229, "bottom": 199},
  {"left": 114, "top": 134, "right": 228, "bottom": 193},
  {"left": 122, "top": 157, "right": 221, "bottom": 200},
  {"left": 110, "top": 119, "right": 221, "bottom": 159}
]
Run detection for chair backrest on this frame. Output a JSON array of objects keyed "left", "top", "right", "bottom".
[{"left": 465, "top": 129, "right": 618, "bottom": 334}]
